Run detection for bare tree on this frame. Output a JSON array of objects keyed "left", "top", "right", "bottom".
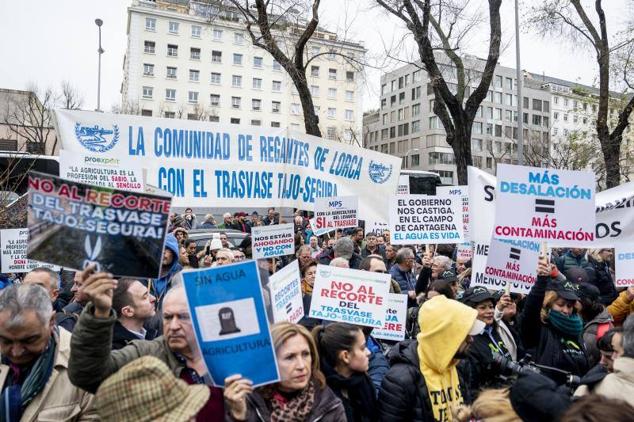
[
  {"left": 527, "top": 0, "right": 634, "bottom": 188},
  {"left": 59, "top": 81, "right": 84, "bottom": 110},
  {"left": 375, "top": 0, "right": 502, "bottom": 184},
  {"left": 229, "top": 0, "right": 323, "bottom": 136},
  {"left": 2, "top": 84, "right": 57, "bottom": 155},
  {"left": 112, "top": 100, "right": 142, "bottom": 115}
]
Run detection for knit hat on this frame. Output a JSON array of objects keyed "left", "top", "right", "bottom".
[
  {"left": 96, "top": 356, "right": 209, "bottom": 422},
  {"left": 510, "top": 372, "right": 571, "bottom": 421},
  {"left": 208, "top": 234, "right": 223, "bottom": 251}
]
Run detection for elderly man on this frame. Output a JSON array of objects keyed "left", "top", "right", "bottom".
[
  {"left": 214, "top": 248, "right": 234, "bottom": 266},
  {"left": 324, "top": 237, "right": 362, "bottom": 269},
  {"left": 22, "top": 267, "right": 59, "bottom": 304},
  {"left": 0, "top": 284, "right": 96, "bottom": 420},
  {"left": 296, "top": 245, "right": 314, "bottom": 268},
  {"left": 68, "top": 266, "right": 224, "bottom": 421},
  {"left": 390, "top": 248, "right": 417, "bottom": 306},
  {"left": 217, "top": 213, "right": 233, "bottom": 229}
]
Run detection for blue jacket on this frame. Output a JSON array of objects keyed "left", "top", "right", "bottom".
[
  {"left": 151, "top": 234, "right": 183, "bottom": 307},
  {"left": 389, "top": 265, "right": 416, "bottom": 293},
  {"left": 367, "top": 336, "right": 390, "bottom": 397}
]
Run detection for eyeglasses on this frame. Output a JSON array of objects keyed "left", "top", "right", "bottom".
[{"left": 373, "top": 270, "right": 387, "bottom": 273}]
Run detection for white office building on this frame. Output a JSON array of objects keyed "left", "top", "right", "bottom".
[{"left": 121, "top": 0, "right": 367, "bottom": 141}]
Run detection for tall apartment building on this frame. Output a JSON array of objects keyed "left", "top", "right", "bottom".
[
  {"left": 122, "top": 0, "right": 366, "bottom": 141},
  {"left": 364, "top": 56, "right": 634, "bottom": 184}
]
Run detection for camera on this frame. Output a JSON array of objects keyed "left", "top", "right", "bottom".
[{"left": 492, "top": 353, "right": 581, "bottom": 390}]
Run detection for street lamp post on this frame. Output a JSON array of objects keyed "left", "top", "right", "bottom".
[
  {"left": 95, "top": 18, "right": 104, "bottom": 112},
  {"left": 404, "top": 148, "right": 420, "bottom": 169},
  {"left": 515, "top": 0, "right": 523, "bottom": 165}
]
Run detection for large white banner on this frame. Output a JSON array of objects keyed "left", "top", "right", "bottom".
[
  {"left": 467, "top": 166, "right": 496, "bottom": 243},
  {"left": 494, "top": 164, "right": 596, "bottom": 245},
  {"left": 55, "top": 110, "right": 401, "bottom": 223}
]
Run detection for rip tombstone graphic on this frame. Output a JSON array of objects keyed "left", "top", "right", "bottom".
[{"left": 218, "top": 307, "right": 241, "bottom": 335}]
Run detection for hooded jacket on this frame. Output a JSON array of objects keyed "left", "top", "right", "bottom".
[
  {"left": 378, "top": 295, "right": 475, "bottom": 421},
  {"left": 586, "top": 256, "right": 618, "bottom": 305},
  {"left": 520, "top": 276, "right": 590, "bottom": 383},
  {"left": 150, "top": 234, "right": 182, "bottom": 310},
  {"left": 582, "top": 308, "right": 613, "bottom": 368}
]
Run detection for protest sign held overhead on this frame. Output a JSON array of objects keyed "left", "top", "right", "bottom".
[
  {"left": 268, "top": 260, "right": 304, "bottom": 324},
  {"left": 27, "top": 172, "right": 171, "bottom": 278},
  {"left": 0, "top": 228, "right": 59, "bottom": 273},
  {"left": 251, "top": 223, "right": 295, "bottom": 259},
  {"left": 59, "top": 149, "right": 145, "bottom": 192},
  {"left": 389, "top": 194, "right": 464, "bottom": 244},
  {"left": 494, "top": 164, "right": 595, "bottom": 245},
  {"left": 437, "top": 185, "right": 470, "bottom": 242},
  {"left": 313, "top": 195, "right": 358, "bottom": 234},
  {"left": 365, "top": 219, "right": 389, "bottom": 237},
  {"left": 55, "top": 109, "right": 401, "bottom": 223},
  {"left": 309, "top": 264, "right": 390, "bottom": 328},
  {"left": 591, "top": 181, "right": 634, "bottom": 247},
  {"left": 468, "top": 166, "right": 496, "bottom": 243},
  {"left": 456, "top": 242, "right": 473, "bottom": 261},
  {"left": 372, "top": 293, "right": 407, "bottom": 342},
  {"left": 181, "top": 261, "right": 279, "bottom": 387},
  {"left": 479, "top": 238, "right": 540, "bottom": 294},
  {"left": 615, "top": 249, "right": 634, "bottom": 288}
]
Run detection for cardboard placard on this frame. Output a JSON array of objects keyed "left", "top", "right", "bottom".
[
  {"left": 0, "top": 228, "right": 59, "bottom": 273},
  {"left": 269, "top": 260, "right": 304, "bottom": 324},
  {"left": 181, "top": 261, "right": 280, "bottom": 387},
  {"left": 372, "top": 293, "right": 407, "bottom": 341},
  {"left": 389, "top": 194, "right": 464, "bottom": 244},
  {"left": 309, "top": 265, "right": 390, "bottom": 327},
  {"left": 251, "top": 223, "right": 295, "bottom": 259},
  {"left": 615, "top": 248, "right": 634, "bottom": 288},
  {"left": 313, "top": 195, "right": 358, "bottom": 234},
  {"left": 59, "top": 149, "right": 145, "bottom": 192},
  {"left": 494, "top": 164, "right": 595, "bottom": 245},
  {"left": 27, "top": 172, "right": 171, "bottom": 278}
]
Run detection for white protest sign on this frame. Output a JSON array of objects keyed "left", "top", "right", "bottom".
[
  {"left": 59, "top": 149, "right": 144, "bottom": 192},
  {"left": 437, "top": 185, "right": 470, "bottom": 242},
  {"left": 456, "top": 242, "right": 473, "bottom": 261},
  {"left": 269, "top": 260, "right": 304, "bottom": 323},
  {"left": 55, "top": 110, "right": 401, "bottom": 224},
  {"left": 389, "top": 194, "right": 463, "bottom": 244},
  {"left": 481, "top": 238, "right": 540, "bottom": 294},
  {"left": 494, "top": 164, "right": 595, "bottom": 245},
  {"left": 615, "top": 248, "right": 634, "bottom": 288},
  {"left": 313, "top": 196, "right": 358, "bottom": 233},
  {"left": 592, "top": 181, "right": 634, "bottom": 247},
  {"left": 372, "top": 293, "right": 407, "bottom": 342},
  {"left": 397, "top": 174, "right": 410, "bottom": 195},
  {"left": 309, "top": 265, "right": 390, "bottom": 327},
  {"left": 251, "top": 223, "right": 295, "bottom": 259},
  {"left": 1, "top": 228, "right": 59, "bottom": 273},
  {"left": 365, "top": 219, "right": 389, "bottom": 237},
  {"left": 468, "top": 166, "right": 498, "bottom": 243}
]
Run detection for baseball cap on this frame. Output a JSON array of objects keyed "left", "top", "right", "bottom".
[
  {"left": 461, "top": 286, "right": 494, "bottom": 307},
  {"left": 577, "top": 282, "right": 600, "bottom": 302},
  {"left": 439, "top": 269, "right": 458, "bottom": 282},
  {"left": 547, "top": 279, "right": 580, "bottom": 301},
  {"left": 564, "top": 267, "right": 590, "bottom": 284}
]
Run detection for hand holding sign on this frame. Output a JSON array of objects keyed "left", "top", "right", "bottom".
[
  {"left": 224, "top": 375, "right": 253, "bottom": 421},
  {"left": 78, "top": 263, "right": 117, "bottom": 318}
]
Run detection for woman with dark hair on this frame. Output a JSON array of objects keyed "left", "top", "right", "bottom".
[
  {"left": 224, "top": 322, "right": 345, "bottom": 421},
  {"left": 312, "top": 323, "right": 378, "bottom": 422},
  {"left": 520, "top": 258, "right": 590, "bottom": 383},
  {"left": 298, "top": 260, "right": 321, "bottom": 330}
]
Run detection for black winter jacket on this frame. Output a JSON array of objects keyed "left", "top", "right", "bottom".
[
  {"left": 378, "top": 340, "right": 470, "bottom": 421},
  {"left": 519, "top": 276, "right": 590, "bottom": 384},
  {"left": 586, "top": 256, "right": 618, "bottom": 305}
]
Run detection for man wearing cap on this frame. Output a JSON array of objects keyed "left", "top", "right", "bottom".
[
  {"left": 459, "top": 286, "right": 521, "bottom": 391},
  {"left": 231, "top": 212, "right": 249, "bottom": 233},
  {"left": 379, "top": 295, "right": 485, "bottom": 421}
]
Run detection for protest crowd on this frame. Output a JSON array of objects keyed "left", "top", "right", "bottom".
[{"left": 2, "top": 201, "right": 634, "bottom": 422}]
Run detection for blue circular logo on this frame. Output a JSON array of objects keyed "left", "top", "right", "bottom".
[
  {"left": 368, "top": 160, "right": 393, "bottom": 184},
  {"left": 74, "top": 123, "right": 119, "bottom": 153}
]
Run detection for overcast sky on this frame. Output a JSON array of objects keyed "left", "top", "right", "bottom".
[{"left": 1, "top": 0, "right": 630, "bottom": 113}]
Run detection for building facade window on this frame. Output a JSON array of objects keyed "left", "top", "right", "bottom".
[
  {"left": 211, "top": 72, "right": 221, "bottom": 84},
  {"left": 143, "top": 63, "right": 154, "bottom": 76},
  {"left": 253, "top": 56, "right": 263, "bottom": 68},
  {"left": 168, "top": 21, "right": 179, "bottom": 34},
  {"left": 252, "top": 98, "right": 261, "bottom": 111},
  {"left": 166, "top": 66, "right": 177, "bottom": 79},
  {"left": 191, "top": 25, "right": 201, "bottom": 38},
  {"left": 188, "top": 91, "right": 198, "bottom": 103},
  {"left": 213, "top": 29, "right": 222, "bottom": 40},
  {"left": 145, "top": 18, "right": 156, "bottom": 31},
  {"left": 144, "top": 41, "right": 155, "bottom": 54},
  {"left": 189, "top": 69, "right": 199, "bottom": 81},
  {"left": 252, "top": 78, "right": 262, "bottom": 89},
  {"left": 233, "top": 53, "right": 243, "bottom": 65},
  {"left": 167, "top": 44, "right": 178, "bottom": 57},
  {"left": 231, "top": 96, "right": 241, "bottom": 109},
  {"left": 142, "top": 86, "right": 153, "bottom": 99},
  {"left": 165, "top": 89, "right": 176, "bottom": 101},
  {"left": 190, "top": 48, "right": 201, "bottom": 60},
  {"left": 210, "top": 94, "right": 220, "bottom": 106},
  {"left": 232, "top": 75, "right": 242, "bottom": 87},
  {"left": 272, "top": 81, "right": 281, "bottom": 92},
  {"left": 272, "top": 101, "right": 281, "bottom": 113},
  {"left": 212, "top": 50, "right": 222, "bottom": 63}
]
